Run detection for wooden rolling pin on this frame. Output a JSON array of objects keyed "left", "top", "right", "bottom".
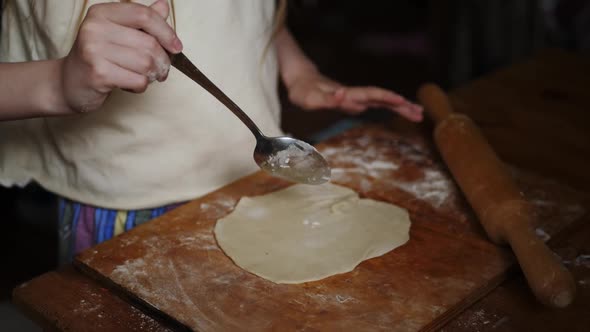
[{"left": 417, "top": 83, "right": 576, "bottom": 308}]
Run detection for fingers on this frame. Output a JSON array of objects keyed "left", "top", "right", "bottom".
[
  {"left": 87, "top": 1, "right": 182, "bottom": 54},
  {"left": 150, "top": 0, "right": 170, "bottom": 19},
  {"left": 409, "top": 103, "right": 424, "bottom": 121},
  {"left": 102, "top": 24, "right": 171, "bottom": 81},
  {"left": 61, "top": 0, "right": 179, "bottom": 112},
  {"left": 102, "top": 43, "right": 169, "bottom": 83},
  {"left": 343, "top": 86, "right": 406, "bottom": 105},
  {"left": 337, "top": 86, "right": 424, "bottom": 122},
  {"left": 93, "top": 60, "right": 150, "bottom": 93},
  {"left": 390, "top": 105, "right": 424, "bottom": 122},
  {"left": 287, "top": 73, "right": 424, "bottom": 121},
  {"left": 78, "top": 1, "right": 175, "bottom": 86},
  {"left": 360, "top": 100, "right": 423, "bottom": 121}
]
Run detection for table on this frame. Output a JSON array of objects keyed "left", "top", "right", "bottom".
[{"left": 13, "top": 49, "right": 590, "bottom": 331}]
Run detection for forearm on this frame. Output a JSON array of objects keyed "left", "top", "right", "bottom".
[
  {"left": 0, "top": 59, "right": 71, "bottom": 121},
  {"left": 275, "top": 27, "right": 319, "bottom": 88}
]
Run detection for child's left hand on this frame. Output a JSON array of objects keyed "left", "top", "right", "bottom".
[{"left": 286, "top": 69, "right": 423, "bottom": 122}]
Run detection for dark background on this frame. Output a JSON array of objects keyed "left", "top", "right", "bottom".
[
  {"left": 281, "top": 0, "right": 589, "bottom": 139},
  {"left": 0, "top": 0, "right": 589, "bottom": 308}
]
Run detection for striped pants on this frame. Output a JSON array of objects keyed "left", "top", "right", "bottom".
[{"left": 57, "top": 198, "right": 183, "bottom": 264}]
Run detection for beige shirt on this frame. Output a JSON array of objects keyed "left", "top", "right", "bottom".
[{"left": 0, "top": 0, "right": 282, "bottom": 209}]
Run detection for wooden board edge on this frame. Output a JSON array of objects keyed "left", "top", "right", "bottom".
[
  {"left": 421, "top": 266, "right": 517, "bottom": 331},
  {"left": 72, "top": 260, "right": 192, "bottom": 332},
  {"left": 12, "top": 283, "right": 62, "bottom": 332}
]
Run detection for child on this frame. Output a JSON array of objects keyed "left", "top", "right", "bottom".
[{"left": 0, "top": 0, "right": 423, "bottom": 263}]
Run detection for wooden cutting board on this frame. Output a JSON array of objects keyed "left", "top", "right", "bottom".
[{"left": 75, "top": 125, "right": 587, "bottom": 332}]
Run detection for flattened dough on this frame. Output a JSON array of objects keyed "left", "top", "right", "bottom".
[{"left": 214, "top": 183, "right": 411, "bottom": 283}]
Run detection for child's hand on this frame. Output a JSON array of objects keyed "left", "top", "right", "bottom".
[
  {"left": 287, "top": 70, "right": 423, "bottom": 122},
  {"left": 59, "top": 0, "right": 182, "bottom": 113}
]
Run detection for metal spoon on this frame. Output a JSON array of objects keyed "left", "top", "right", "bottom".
[{"left": 170, "top": 52, "right": 331, "bottom": 185}]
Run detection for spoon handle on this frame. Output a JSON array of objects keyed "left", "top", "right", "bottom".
[{"left": 170, "top": 52, "right": 263, "bottom": 139}]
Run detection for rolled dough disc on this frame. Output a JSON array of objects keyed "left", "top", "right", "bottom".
[{"left": 214, "top": 183, "right": 411, "bottom": 284}]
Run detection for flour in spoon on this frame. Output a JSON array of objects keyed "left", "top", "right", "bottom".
[
  {"left": 262, "top": 141, "right": 330, "bottom": 184},
  {"left": 266, "top": 144, "right": 305, "bottom": 169}
]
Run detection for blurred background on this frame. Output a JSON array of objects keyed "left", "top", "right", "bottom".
[
  {"left": 0, "top": 0, "right": 589, "bottom": 329},
  {"left": 281, "top": 0, "right": 589, "bottom": 139}
]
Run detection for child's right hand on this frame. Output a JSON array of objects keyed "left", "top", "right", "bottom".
[{"left": 59, "top": 0, "right": 182, "bottom": 113}]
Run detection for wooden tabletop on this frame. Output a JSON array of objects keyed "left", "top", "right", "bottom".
[{"left": 12, "top": 49, "right": 590, "bottom": 331}]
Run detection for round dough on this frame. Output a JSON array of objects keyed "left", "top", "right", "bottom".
[{"left": 214, "top": 183, "right": 411, "bottom": 284}]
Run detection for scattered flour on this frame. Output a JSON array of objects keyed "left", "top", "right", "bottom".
[
  {"left": 304, "top": 292, "right": 357, "bottom": 305},
  {"left": 73, "top": 298, "right": 102, "bottom": 315},
  {"left": 91, "top": 128, "right": 586, "bottom": 332},
  {"left": 574, "top": 255, "right": 590, "bottom": 268},
  {"left": 529, "top": 198, "right": 586, "bottom": 224},
  {"left": 535, "top": 228, "right": 551, "bottom": 242},
  {"left": 560, "top": 254, "right": 590, "bottom": 269},
  {"left": 320, "top": 131, "right": 587, "bottom": 234},
  {"left": 393, "top": 169, "right": 455, "bottom": 208},
  {"left": 199, "top": 195, "right": 237, "bottom": 219},
  {"left": 440, "top": 308, "right": 508, "bottom": 332},
  {"left": 335, "top": 294, "right": 356, "bottom": 304},
  {"left": 320, "top": 135, "right": 457, "bottom": 210},
  {"left": 177, "top": 233, "right": 219, "bottom": 251}
]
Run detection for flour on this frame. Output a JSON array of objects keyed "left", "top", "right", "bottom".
[
  {"left": 530, "top": 198, "right": 586, "bottom": 224},
  {"left": 560, "top": 254, "right": 590, "bottom": 269},
  {"left": 119, "top": 235, "right": 139, "bottom": 247},
  {"left": 203, "top": 195, "right": 236, "bottom": 210},
  {"left": 304, "top": 292, "right": 357, "bottom": 306},
  {"left": 73, "top": 298, "right": 102, "bottom": 315},
  {"left": 574, "top": 255, "right": 590, "bottom": 268},
  {"left": 393, "top": 169, "right": 455, "bottom": 208},
  {"left": 265, "top": 143, "right": 310, "bottom": 169},
  {"left": 321, "top": 130, "right": 588, "bottom": 229},
  {"left": 199, "top": 195, "right": 237, "bottom": 219},
  {"left": 111, "top": 256, "right": 217, "bottom": 329},
  {"left": 535, "top": 228, "right": 551, "bottom": 242},
  {"left": 440, "top": 308, "right": 508, "bottom": 332},
  {"left": 528, "top": 194, "right": 586, "bottom": 239},
  {"left": 261, "top": 140, "right": 330, "bottom": 184},
  {"left": 145, "top": 57, "right": 171, "bottom": 82},
  {"left": 112, "top": 258, "right": 149, "bottom": 280},
  {"left": 335, "top": 294, "right": 356, "bottom": 304},
  {"left": 320, "top": 135, "right": 457, "bottom": 210},
  {"left": 177, "top": 233, "right": 219, "bottom": 250},
  {"left": 369, "top": 160, "right": 400, "bottom": 171},
  {"left": 106, "top": 218, "right": 283, "bottom": 331}
]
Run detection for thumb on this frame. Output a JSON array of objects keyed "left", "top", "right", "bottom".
[{"left": 150, "top": 0, "right": 170, "bottom": 20}]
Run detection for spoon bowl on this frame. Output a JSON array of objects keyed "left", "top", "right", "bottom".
[{"left": 254, "top": 136, "right": 331, "bottom": 185}]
